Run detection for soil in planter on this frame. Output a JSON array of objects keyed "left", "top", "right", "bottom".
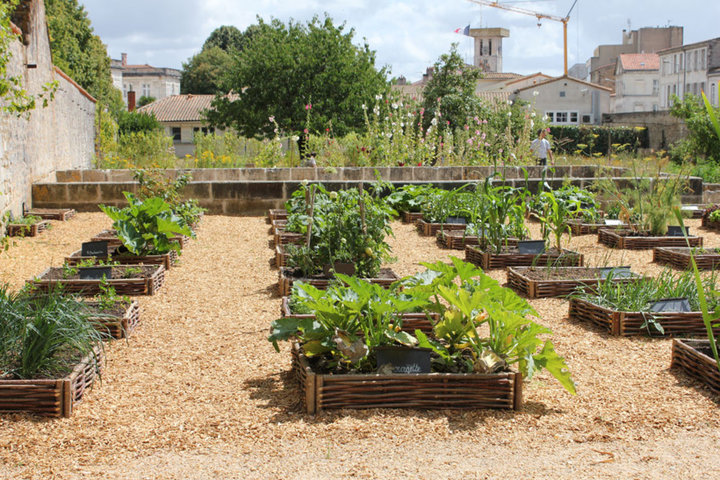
[
  {"left": 42, "top": 265, "right": 158, "bottom": 281},
  {"left": 519, "top": 267, "right": 631, "bottom": 281}
]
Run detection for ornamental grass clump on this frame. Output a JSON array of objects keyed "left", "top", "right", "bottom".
[{"left": 0, "top": 287, "right": 107, "bottom": 380}]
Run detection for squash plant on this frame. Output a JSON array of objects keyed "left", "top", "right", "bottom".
[
  {"left": 100, "top": 193, "right": 192, "bottom": 256},
  {"left": 385, "top": 184, "right": 442, "bottom": 214}
]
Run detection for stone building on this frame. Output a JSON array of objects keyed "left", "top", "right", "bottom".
[
  {"left": 613, "top": 53, "right": 660, "bottom": 113},
  {"left": 468, "top": 28, "right": 510, "bottom": 73},
  {"left": 111, "top": 53, "right": 181, "bottom": 106},
  {"left": 1, "top": 0, "right": 95, "bottom": 217},
  {"left": 658, "top": 37, "right": 720, "bottom": 109}
]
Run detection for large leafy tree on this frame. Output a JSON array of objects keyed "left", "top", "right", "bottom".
[
  {"left": 180, "top": 46, "right": 233, "bottom": 94},
  {"left": 206, "top": 15, "right": 388, "bottom": 139},
  {"left": 422, "top": 44, "right": 482, "bottom": 130},
  {"left": 44, "top": 0, "right": 122, "bottom": 114}
]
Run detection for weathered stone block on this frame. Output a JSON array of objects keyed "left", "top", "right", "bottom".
[
  {"left": 82, "top": 170, "right": 109, "bottom": 183},
  {"left": 56, "top": 170, "right": 81, "bottom": 182},
  {"left": 182, "top": 182, "right": 212, "bottom": 200},
  {"left": 211, "top": 182, "right": 246, "bottom": 200},
  {"left": 413, "top": 167, "right": 438, "bottom": 181},
  {"left": 67, "top": 184, "right": 100, "bottom": 203},
  {"left": 98, "top": 183, "right": 135, "bottom": 203},
  {"left": 32, "top": 183, "right": 66, "bottom": 203},
  {"left": 388, "top": 167, "right": 412, "bottom": 181},
  {"left": 290, "top": 168, "right": 318, "bottom": 181},
  {"left": 317, "top": 167, "right": 342, "bottom": 181}
]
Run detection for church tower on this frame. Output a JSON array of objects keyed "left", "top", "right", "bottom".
[{"left": 469, "top": 28, "right": 510, "bottom": 72}]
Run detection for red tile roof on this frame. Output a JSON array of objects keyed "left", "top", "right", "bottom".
[
  {"left": 618, "top": 53, "right": 659, "bottom": 71},
  {"left": 137, "top": 95, "right": 219, "bottom": 122}
]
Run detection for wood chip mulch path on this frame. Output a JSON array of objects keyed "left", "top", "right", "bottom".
[{"left": 0, "top": 213, "right": 719, "bottom": 479}]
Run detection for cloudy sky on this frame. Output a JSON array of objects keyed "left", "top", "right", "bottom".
[{"left": 81, "top": 0, "right": 719, "bottom": 81}]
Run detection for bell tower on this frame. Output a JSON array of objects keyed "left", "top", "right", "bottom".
[{"left": 469, "top": 28, "right": 510, "bottom": 72}]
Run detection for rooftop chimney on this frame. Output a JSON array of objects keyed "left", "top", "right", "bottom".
[
  {"left": 127, "top": 91, "right": 136, "bottom": 112},
  {"left": 121, "top": 53, "right": 127, "bottom": 67}
]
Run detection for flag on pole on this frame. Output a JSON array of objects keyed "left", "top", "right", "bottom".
[{"left": 454, "top": 25, "right": 470, "bottom": 36}]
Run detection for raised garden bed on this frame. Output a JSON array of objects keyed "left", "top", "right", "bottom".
[
  {"left": 291, "top": 342, "right": 522, "bottom": 413},
  {"left": 436, "top": 230, "right": 519, "bottom": 250},
  {"left": 465, "top": 246, "right": 583, "bottom": 270},
  {"left": 65, "top": 248, "right": 178, "bottom": 270},
  {"left": 681, "top": 205, "right": 707, "bottom": 219},
  {"left": 7, "top": 220, "right": 50, "bottom": 237},
  {"left": 507, "top": 266, "right": 639, "bottom": 299},
  {"left": 701, "top": 216, "right": 720, "bottom": 231},
  {"left": 266, "top": 208, "right": 288, "bottom": 224},
  {"left": 278, "top": 267, "right": 399, "bottom": 297},
  {"left": 653, "top": 247, "right": 720, "bottom": 270},
  {"left": 565, "top": 219, "right": 631, "bottom": 236},
  {"left": 280, "top": 296, "right": 437, "bottom": 334},
  {"left": 598, "top": 228, "right": 702, "bottom": 250},
  {"left": 269, "top": 219, "right": 288, "bottom": 235},
  {"left": 416, "top": 219, "right": 467, "bottom": 237},
  {"left": 91, "top": 229, "right": 186, "bottom": 249},
  {"left": 274, "top": 244, "right": 288, "bottom": 268},
  {"left": 27, "top": 208, "right": 76, "bottom": 221},
  {"left": 671, "top": 339, "right": 720, "bottom": 395},
  {"left": 85, "top": 300, "right": 140, "bottom": 339},
  {"left": 29, "top": 265, "right": 166, "bottom": 296},
  {"left": 401, "top": 211, "right": 423, "bottom": 224},
  {"left": 273, "top": 228, "right": 304, "bottom": 249},
  {"left": 568, "top": 297, "right": 719, "bottom": 337},
  {"left": 0, "top": 346, "right": 102, "bottom": 417}
]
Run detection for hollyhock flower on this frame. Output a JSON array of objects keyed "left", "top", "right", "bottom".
[
  {"left": 305, "top": 104, "right": 312, "bottom": 110},
  {"left": 268, "top": 116, "right": 275, "bottom": 123}
]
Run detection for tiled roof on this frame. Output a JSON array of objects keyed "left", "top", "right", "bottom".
[
  {"left": 476, "top": 91, "right": 511, "bottom": 102},
  {"left": 481, "top": 72, "right": 523, "bottom": 80},
  {"left": 137, "top": 95, "right": 219, "bottom": 122},
  {"left": 505, "top": 72, "right": 552, "bottom": 86},
  {"left": 515, "top": 75, "right": 613, "bottom": 93},
  {"left": 619, "top": 53, "right": 659, "bottom": 71}
]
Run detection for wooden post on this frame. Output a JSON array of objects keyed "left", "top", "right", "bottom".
[{"left": 305, "top": 185, "right": 316, "bottom": 248}]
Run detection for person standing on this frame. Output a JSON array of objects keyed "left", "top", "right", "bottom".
[{"left": 531, "top": 128, "right": 554, "bottom": 166}]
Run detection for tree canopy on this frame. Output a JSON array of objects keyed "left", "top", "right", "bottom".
[
  {"left": 206, "top": 15, "right": 388, "bottom": 139},
  {"left": 180, "top": 46, "right": 233, "bottom": 94},
  {"left": 44, "top": 0, "right": 122, "bottom": 113},
  {"left": 422, "top": 44, "right": 482, "bottom": 130}
]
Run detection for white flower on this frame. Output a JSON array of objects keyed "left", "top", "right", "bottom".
[
  {"left": 361, "top": 104, "right": 366, "bottom": 109},
  {"left": 507, "top": 111, "right": 512, "bottom": 117},
  {"left": 391, "top": 103, "right": 398, "bottom": 109},
  {"left": 291, "top": 135, "right": 299, "bottom": 142},
  {"left": 530, "top": 120, "right": 534, "bottom": 128},
  {"left": 507, "top": 100, "right": 513, "bottom": 105},
  {"left": 373, "top": 107, "right": 380, "bottom": 115},
  {"left": 431, "top": 117, "right": 438, "bottom": 126},
  {"left": 542, "top": 115, "right": 549, "bottom": 121},
  {"left": 532, "top": 90, "right": 539, "bottom": 97},
  {"left": 301, "top": 179, "right": 309, "bottom": 186},
  {"left": 530, "top": 112, "right": 536, "bottom": 118},
  {"left": 375, "top": 94, "right": 382, "bottom": 101}
]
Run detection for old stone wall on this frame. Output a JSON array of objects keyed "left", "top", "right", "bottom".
[
  {"left": 602, "top": 111, "right": 687, "bottom": 151},
  {"left": 0, "top": 0, "right": 95, "bottom": 218}
]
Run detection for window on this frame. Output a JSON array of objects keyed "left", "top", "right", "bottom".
[
  {"left": 570, "top": 112, "right": 578, "bottom": 123},
  {"left": 701, "top": 49, "right": 706, "bottom": 70},
  {"left": 559, "top": 91, "right": 566, "bottom": 97},
  {"left": 479, "top": 40, "right": 483, "bottom": 56},
  {"left": 701, "top": 82, "right": 706, "bottom": 95},
  {"left": 142, "top": 84, "right": 150, "bottom": 97},
  {"left": 545, "top": 112, "right": 554, "bottom": 122},
  {"left": 172, "top": 127, "right": 181, "bottom": 141},
  {"left": 713, "top": 83, "right": 718, "bottom": 106},
  {"left": 582, "top": 114, "right": 591, "bottom": 123},
  {"left": 193, "top": 126, "right": 216, "bottom": 137},
  {"left": 488, "top": 39, "right": 492, "bottom": 55},
  {"left": 652, "top": 79, "right": 659, "bottom": 96},
  {"left": 653, "top": 104, "right": 659, "bottom": 112},
  {"left": 545, "top": 111, "right": 578, "bottom": 124}
]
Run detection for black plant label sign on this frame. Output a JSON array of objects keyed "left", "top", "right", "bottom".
[
  {"left": 79, "top": 267, "right": 112, "bottom": 280},
  {"left": 650, "top": 298, "right": 691, "bottom": 313},
  {"left": 81, "top": 241, "right": 109, "bottom": 257},
  {"left": 517, "top": 240, "right": 546, "bottom": 254}
]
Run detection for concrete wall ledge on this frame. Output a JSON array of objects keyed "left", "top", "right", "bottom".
[{"left": 33, "top": 176, "right": 705, "bottom": 216}]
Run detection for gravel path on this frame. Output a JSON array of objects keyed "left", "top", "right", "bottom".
[{"left": 0, "top": 214, "right": 719, "bottom": 479}]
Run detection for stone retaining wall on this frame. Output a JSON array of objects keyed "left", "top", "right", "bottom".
[{"left": 33, "top": 174, "right": 705, "bottom": 216}]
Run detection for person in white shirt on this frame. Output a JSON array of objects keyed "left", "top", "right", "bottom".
[{"left": 530, "top": 128, "right": 554, "bottom": 166}]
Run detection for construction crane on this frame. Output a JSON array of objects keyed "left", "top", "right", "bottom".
[{"left": 467, "top": 0, "right": 579, "bottom": 75}]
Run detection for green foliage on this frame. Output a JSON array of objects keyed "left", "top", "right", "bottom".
[
  {"left": 117, "top": 110, "right": 161, "bottom": 134},
  {"left": 421, "top": 44, "right": 482, "bottom": 131},
  {"left": 137, "top": 95, "right": 156, "bottom": 108},
  {"left": 99, "top": 193, "right": 192, "bottom": 256},
  {"left": 134, "top": 169, "right": 205, "bottom": 230},
  {"left": 181, "top": 46, "right": 233, "bottom": 94},
  {"left": 207, "top": 15, "right": 388, "bottom": 139},
  {"left": 96, "top": 130, "right": 177, "bottom": 169},
  {"left": 96, "top": 279, "right": 128, "bottom": 312},
  {"left": 384, "top": 184, "right": 442, "bottom": 213},
  {"left": 669, "top": 94, "right": 720, "bottom": 163},
  {"left": 0, "top": 286, "right": 106, "bottom": 379},
  {"left": 549, "top": 125, "right": 648, "bottom": 155}
]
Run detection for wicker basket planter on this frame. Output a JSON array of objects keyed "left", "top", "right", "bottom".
[
  {"left": 671, "top": 339, "right": 720, "bottom": 395},
  {"left": 291, "top": 342, "right": 522, "bottom": 413},
  {"left": 7, "top": 220, "right": 50, "bottom": 237},
  {"left": 401, "top": 211, "right": 423, "bottom": 224},
  {"left": 29, "top": 265, "right": 166, "bottom": 296},
  {"left": 507, "top": 266, "right": 639, "bottom": 299},
  {"left": 416, "top": 219, "right": 467, "bottom": 237},
  {"left": 274, "top": 244, "right": 289, "bottom": 268},
  {"left": 280, "top": 296, "right": 437, "bottom": 333},
  {"left": 701, "top": 216, "right": 720, "bottom": 231},
  {"left": 598, "top": 228, "right": 703, "bottom": 250},
  {"left": 436, "top": 230, "right": 519, "bottom": 250},
  {"left": 91, "top": 229, "right": 186, "bottom": 249},
  {"left": 269, "top": 219, "right": 288, "bottom": 235},
  {"left": 653, "top": 247, "right": 720, "bottom": 270},
  {"left": 85, "top": 300, "right": 140, "bottom": 339},
  {"left": 266, "top": 208, "right": 288, "bottom": 224},
  {"left": 27, "top": 208, "right": 76, "bottom": 221},
  {"left": 465, "top": 246, "right": 583, "bottom": 270},
  {"left": 566, "top": 219, "right": 632, "bottom": 236},
  {"left": 273, "top": 228, "right": 305, "bottom": 249},
  {"left": 278, "top": 267, "right": 399, "bottom": 297},
  {"left": 568, "top": 297, "right": 718, "bottom": 336},
  {"left": 0, "top": 346, "right": 103, "bottom": 417},
  {"left": 65, "top": 248, "right": 177, "bottom": 271}
]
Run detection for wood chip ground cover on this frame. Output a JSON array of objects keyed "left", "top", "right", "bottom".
[{"left": 0, "top": 213, "right": 719, "bottom": 479}]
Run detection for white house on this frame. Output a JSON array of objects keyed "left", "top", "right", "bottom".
[
  {"left": 111, "top": 53, "right": 181, "bottom": 106},
  {"left": 513, "top": 76, "right": 612, "bottom": 125},
  {"left": 613, "top": 53, "right": 660, "bottom": 113},
  {"left": 658, "top": 37, "right": 720, "bottom": 109}
]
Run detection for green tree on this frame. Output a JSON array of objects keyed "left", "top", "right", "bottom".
[
  {"left": 43, "top": 0, "right": 121, "bottom": 112},
  {"left": 180, "top": 46, "right": 233, "bottom": 94},
  {"left": 422, "top": 44, "right": 482, "bottom": 130},
  {"left": 137, "top": 95, "right": 156, "bottom": 107},
  {"left": 117, "top": 110, "right": 161, "bottom": 134},
  {"left": 669, "top": 93, "right": 720, "bottom": 163},
  {"left": 203, "top": 25, "right": 244, "bottom": 52},
  {"left": 206, "top": 15, "right": 388, "bottom": 142}
]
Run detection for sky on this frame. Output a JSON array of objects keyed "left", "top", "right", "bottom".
[{"left": 80, "top": 0, "right": 720, "bottom": 81}]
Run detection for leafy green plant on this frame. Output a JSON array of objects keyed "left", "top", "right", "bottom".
[
  {"left": 121, "top": 266, "right": 144, "bottom": 279},
  {"left": 385, "top": 184, "right": 442, "bottom": 213},
  {"left": 536, "top": 191, "right": 583, "bottom": 251},
  {"left": 62, "top": 263, "right": 79, "bottom": 279},
  {"left": 134, "top": 169, "right": 206, "bottom": 230},
  {"left": 100, "top": 193, "right": 192, "bottom": 256},
  {"left": 97, "top": 279, "right": 129, "bottom": 312},
  {"left": 0, "top": 287, "right": 106, "bottom": 379}
]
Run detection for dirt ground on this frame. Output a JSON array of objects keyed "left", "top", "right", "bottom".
[{"left": 0, "top": 213, "right": 719, "bottom": 480}]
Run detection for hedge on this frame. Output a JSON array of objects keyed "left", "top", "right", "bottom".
[{"left": 549, "top": 125, "right": 649, "bottom": 155}]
